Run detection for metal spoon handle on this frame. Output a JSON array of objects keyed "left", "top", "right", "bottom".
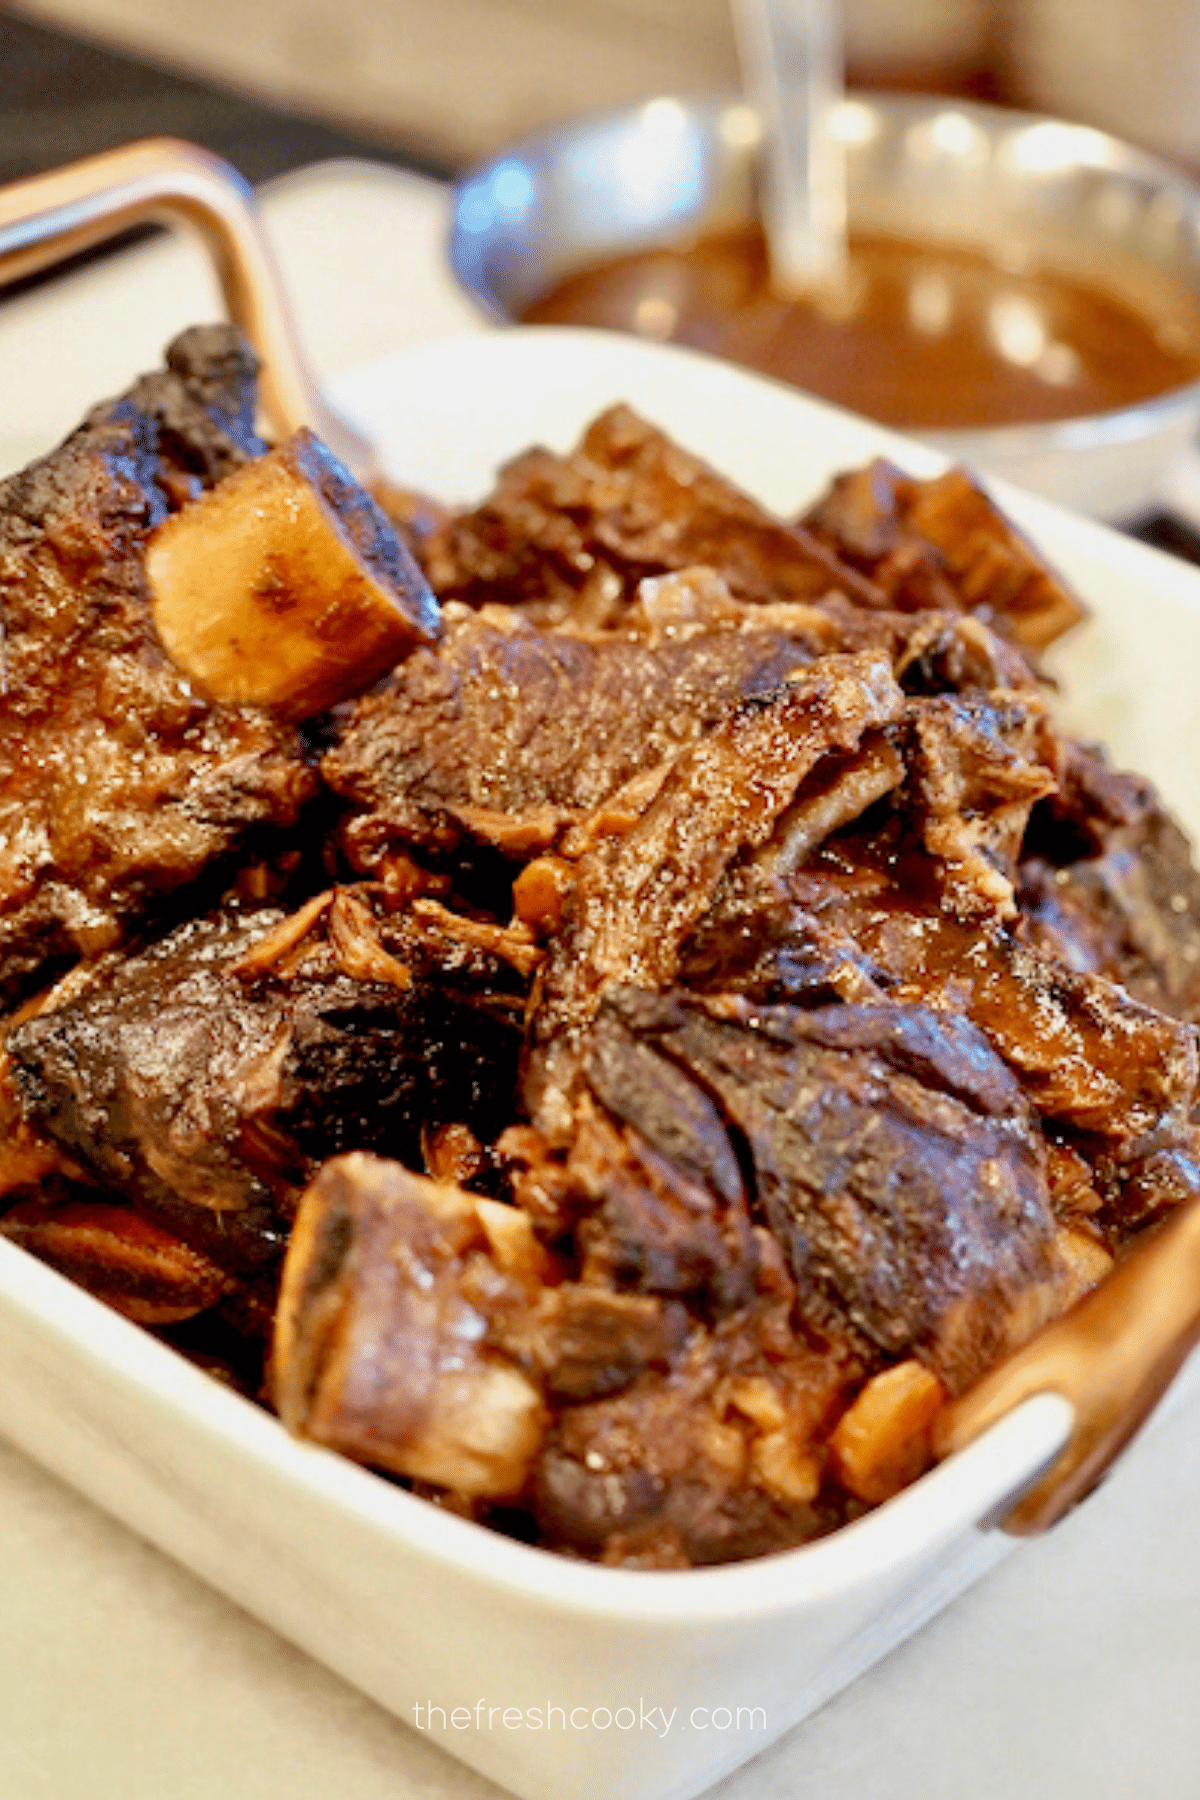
[
  {"left": 936, "top": 1197, "right": 1200, "bottom": 1534},
  {"left": 732, "top": 0, "right": 847, "bottom": 294},
  {"left": 0, "top": 136, "right": 375, "bottom": 479}
]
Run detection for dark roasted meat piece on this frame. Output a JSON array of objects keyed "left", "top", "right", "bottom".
[
  {"left": 532, "top": 1328, "right": 858, "bottom": 1566},
  {"left": 323, "top": 553, "right": 1050, "bottom": 897},
  {"left": 0, "top": 1188, "right": 235, "bottom": 1325},
  {"left": 906, "top": 690, "right": 1057, "bottom": 918},
  {"left": 902, "top": 467, "right": 1085, "bottom": 649},
  {"left": 562, "top": 1092, "right": 759, "bottom": 1320},
  {"left": 424, "top": 403, "right": 883, "bottom": 622},
  {"left": 322, "top": 602, "right": 822, "bottom": 866},
  {"left": 118, "top": 322, "right": 267, "bottom": 486},
  {"left": 526, "top": 650, "right": 905, "bottom": 1133},
  {"left": 1019, "top": 742, "right": 1200, "bottom": 1022},
  {"left": 803, "top": 458, "right": 1086, "bottom": 649},
  {"left": 595, "top": 989, "right": 1062, "bottom": 1393},
  {"left": 7, "top": 890, "right": 525, "bottom": 1275},
  {"left": 0, "top": 325, "right": 316, "bottom": 1006},
  {"left": 686, "top": 683, "right": 1057, "bottom": 940},
  {"left": 789, "top": 852, "right": 1199, "bottom": 1155},
  {"left": 673, "top": 683, "right": 1200, "bottom": 1176}
]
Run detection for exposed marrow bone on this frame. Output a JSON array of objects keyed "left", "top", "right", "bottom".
[
  {"left": 274, "top": 1153, "right": 547, "bottom": 1498},
  {"left": 146, "top": 429, "right": 440, "bottom": 718}
]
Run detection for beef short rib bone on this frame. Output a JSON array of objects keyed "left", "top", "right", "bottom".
[
  {"left": 146, "top": 428, "right": 440, "bottom": 719},
  {"left": 274, "top": 1153, "right": 547, "bottom": 1498}
]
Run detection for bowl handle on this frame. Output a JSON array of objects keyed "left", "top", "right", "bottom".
[
  {"left": 0, "top": 136, "right": 376, "bottom": 479},
  {"left": 936, "top": 1196, "right": 1200, "bottom": 1533}
]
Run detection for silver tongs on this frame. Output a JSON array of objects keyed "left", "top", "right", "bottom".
[{"left": 1, "top": 136, "right": 1199, "bottom": 1535}]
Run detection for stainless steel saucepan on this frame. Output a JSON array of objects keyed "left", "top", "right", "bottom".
[{"left": 449, "top": 92, "right": 1200, "bottom": 522}]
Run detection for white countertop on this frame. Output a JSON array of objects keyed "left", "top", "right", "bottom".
[{"left": 0, "top": 159, "right": 1197, "bottom": 1800}]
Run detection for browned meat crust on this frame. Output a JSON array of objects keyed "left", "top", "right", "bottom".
[
  {"left": 6, "top": 890, "right": 525, "bottom": 1275},
  {"left": 424, "top": 403, "right": 885, "bottom": 621},
  {"left": 0, "top": 1190, "right": 235, "bottom": 1325},
  {"left": 0, "top": 325, "right": 316, "bottom": 1006},
  {"left": 1018, "top": 741, "right": 1200, "bottom": 1022},
  {"left": 525, "top": 651, "right": 906, "bottom": 1133},
  {"left": 595, "top": 989, "right": 1060, "bottom": 1394},
  {"left": 782, "top": 850, "right": 1199, "bottom": 1155},
  {"left": 322, "top": 603, "right": 822, "bottom": 865},
  {"left": 803, "top": 457, "right": 1087, "bottom": 649}
]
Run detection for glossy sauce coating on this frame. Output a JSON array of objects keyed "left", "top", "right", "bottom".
[{"left": 522, "top": 228, "right": 1200, "bottom": 430}]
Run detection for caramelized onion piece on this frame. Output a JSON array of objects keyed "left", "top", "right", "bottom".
[
  {"left": 512, "top": 855, "right": 574, "bottom": 937},
  {"left": 327, "top": 889, "right": 412, "bottom": 990},
  {"left": 146, "top": 429, "right": 439, "bottom": 719},
  {"left": 411, "top": 898, "right": 544, "bottom": 978},
  {"left": 830, "top": 1361, "right": 946, "bottom": 1503},
  {"left": 228, "top": 889, "right": 334, "bottom": 980}
]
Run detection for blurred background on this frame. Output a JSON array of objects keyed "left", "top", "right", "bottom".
[
  {"left": 5, "top": 0, "right": 1200, "bottom": 554},
  {"left": 0, "top": 0, "right": 1196, "bottom": 182}
]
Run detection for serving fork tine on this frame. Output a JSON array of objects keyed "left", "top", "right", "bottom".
[{"left": 0, "top": 135, "right": 376, "bottom": 480}]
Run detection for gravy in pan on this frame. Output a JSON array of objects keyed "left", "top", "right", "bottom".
[{"left": 521, "top": 227, "right": 1200, "bottom": 431}]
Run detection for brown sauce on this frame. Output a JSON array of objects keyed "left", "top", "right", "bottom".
[{"left": 521, "top": 227, "right": 1200, "bottom": 431}]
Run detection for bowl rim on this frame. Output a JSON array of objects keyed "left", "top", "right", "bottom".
[
  {"left": 447, "top": 88, "right": 1200, "bottom": 452},
  {"left": 0, "top": 1232, "right": 1073, "bottom": 1624}
]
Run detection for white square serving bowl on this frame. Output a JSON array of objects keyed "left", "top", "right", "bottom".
[{"left": 3, "top": 325, "right": 1200, "bottom": 1800}]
